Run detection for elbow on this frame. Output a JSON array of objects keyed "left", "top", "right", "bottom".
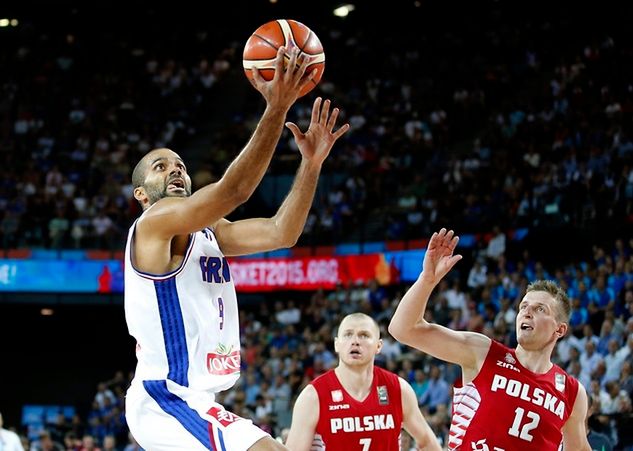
[
  {"left": 270, "top": 215, "right": 300, "bottom": 249},
  {"left": 388, "top": 319, "right": 427, "bottom": 344},
  {"left": 281, "top": 233, "right": 299, "bottom": 249},
  {"left": 388, "top": 321, "right": 405, "bottom": 342},
  {"left": 274, "top": 231, "right": 299, "bottom": 250}
]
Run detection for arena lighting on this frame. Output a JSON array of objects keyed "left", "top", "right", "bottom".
[
  {"left": 0, "top": 18, "right": 18, "bottom": 27},
  {"left": 333, "top": 4, "right": 355, "bottom": 17},
  {"left": 40, "top": 308, "right": 54, "bottom": 316}
]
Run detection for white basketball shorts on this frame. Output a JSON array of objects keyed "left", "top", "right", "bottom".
[{"left": 125, "top": 380, "right": 269, "bottom": 450}]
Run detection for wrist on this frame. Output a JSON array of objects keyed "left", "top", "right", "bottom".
[
  {"left": 417, "top": 273, "right": 438, "bottom": 287},
  {"left": 264, "top": 102, "right": 290, "bottom": 116},
  {"left": 301, "top": 158, "right": 323, "bottom": 172}
]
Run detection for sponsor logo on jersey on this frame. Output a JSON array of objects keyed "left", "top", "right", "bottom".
[
  {"left": 377, "top": 385, "right": 389, "bottom": 405},
  {"left": 330, "top": 414, "right": 395, "bottom": 433},
  {"left": 207, "top": 343, "right": 240, "bottom": 375},
  {"left": 331, "top": 389, "right": 343, "bottom": 402},
  {"left": 207, "top": 406, "right": 244, "bottom": 427},
  {"left": 200, "top": 256, "right": 232, "bottom": 283},
  {"left": 504, "top": 353, "right": 516, "bottom": 365},
  {"left": 329, "top": 403, "right": 350, "bottom": 411},
  {"left": 496, "top": 360, "right": 520, "bottom": 372},
  {"left": 555, "top": 373, "right": 566, "bottom": 392},
  {"left": 491, "top": 374, "right": 565, "bottom": 419}
]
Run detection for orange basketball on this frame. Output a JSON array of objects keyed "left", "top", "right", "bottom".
[{"left": 243, "top": 19, "right": 325, "bottom": 97}]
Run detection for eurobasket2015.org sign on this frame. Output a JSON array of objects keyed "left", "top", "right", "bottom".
[{"left": 0, "top": 250, "right": 429, "bottom": 293}]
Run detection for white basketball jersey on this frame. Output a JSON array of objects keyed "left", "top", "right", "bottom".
[{"left": 124, "top": 217, "right": 240, "bottom": 393}]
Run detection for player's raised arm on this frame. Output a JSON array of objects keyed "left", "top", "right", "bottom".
[
  {"left": 388, "top": 229, "right": 490, "bottom": 370},
  {"left": 136, "top": 46, "right": 317, "bottom": 238},
  {"left": 214, "top": 97, "right": 349, "bottom": 256}
]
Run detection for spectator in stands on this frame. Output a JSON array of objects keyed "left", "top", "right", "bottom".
[
  {"left": 587, "top": 395, "right": 614, "bottom": 451},
  {"left": 418, "top": 364, "right": 450, "bottom": 414},
  {"left": 30, "top": 430, "right": 63, "bottom": 451},
  {"left": 485, "top": 226, "right": 506, "bottom": 263},
  {"left": 0, "top": 411, "right": 24, "bottom": 451}
]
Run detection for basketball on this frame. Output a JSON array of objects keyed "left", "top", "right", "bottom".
[{"left": 243, "top": 19, "right": 325, "bottom": 97}]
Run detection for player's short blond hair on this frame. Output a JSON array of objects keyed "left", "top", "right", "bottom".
[{"left": 526, "top": 280, "right": 570, "bottom": 323}]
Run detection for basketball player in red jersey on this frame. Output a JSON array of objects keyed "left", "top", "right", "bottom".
[
  {"left": 286, "top": 313, "right": 441, "bottom": 451},
  {"left": 389, "top": 228, "right": 591, "bottom": 451}
]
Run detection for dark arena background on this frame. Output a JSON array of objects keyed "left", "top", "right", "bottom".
[{"left": 1, "top": 0, "right": 632, "bottom": 449}]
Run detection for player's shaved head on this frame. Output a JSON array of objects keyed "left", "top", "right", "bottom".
[
  {"left": 337, "top": 313, "right": 380, "bottom": 338},
  {"left": 132, "top": 148, "right": 181, "bottom": 188}
]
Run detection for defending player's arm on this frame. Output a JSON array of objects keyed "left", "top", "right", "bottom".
[
  {"left": 388, "top": 229, "right": 490, "bottom": 371},
  {"left": 399, "top": 378, "right": 441, "bottom": 451},
  {"left": 140, "top": 47, "right": 316, "bottom": 237},
  {"left": 214, "top": 97, "right": 349, "bottom": 256},
  {"left": 285, "top": 384, "right": 320, "bottom": 451},
  {"left": 561, "top": 384, "right": 591, "bottom": 451}
]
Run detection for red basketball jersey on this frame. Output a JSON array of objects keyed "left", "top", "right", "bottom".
[
  {"left": 312, "top": 366, "right": 403, "bottom": 451},
  {"left": 448, "top": 340, "right": 579, "bottom": 451}
]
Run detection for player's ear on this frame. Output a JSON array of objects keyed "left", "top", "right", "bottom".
[
  {"left": 376, "top": 338, "right": 383, "bottom": 354},
  {"left": 134, "top": 186, "right": 145, "bottom": 202},
  {"left": 555, "top": 322, "right": 568, "bottom": 339}
]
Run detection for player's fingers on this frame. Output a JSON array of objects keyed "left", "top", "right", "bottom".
[
  {"left": 326, "top": 107, "right": 340, "bottom": 131},
  {"left": 332, "top": 123, "right": 350, "bottom": 140},
  {"left": 285, "top": 48, "right": 299, "bottom": 82},
  {"left": 250, "top": 67, "right": 263, "bottom": 87},
  {"left": 297, "top": 68, "right": 317, "bottom": 93},
  {"left": 320, "top": 99, "right": 331, "bottom": 123},
  {"left": 428, "top": 231, "right": 439, "bottom": 248},
  {"left": 296, "top": 52, "right": 310, "bottom": 79},
  {"left": 311, "top": 97, "right": 322, "bottom": 124},
  {"left": 273, "top": 46, "right": 286, "bottom": 80},
  {"left": 285, "top": 122, "right": 303, "bottom": 140}
]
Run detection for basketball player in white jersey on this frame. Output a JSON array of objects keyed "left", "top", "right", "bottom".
[{"left": 124, "top": 46, "right": 349, "bottom": 451}]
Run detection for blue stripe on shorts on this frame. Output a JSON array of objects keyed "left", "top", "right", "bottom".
[{"left": 143, "top": 380, "right": 214, "bottom": 450}]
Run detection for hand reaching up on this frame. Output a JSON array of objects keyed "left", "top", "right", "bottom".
[
  {"left": 420, "top": 228, "right": 462, "bottom": 285},
  {"left": 285, "top": 97, "right": 350, "bottom": 168}
]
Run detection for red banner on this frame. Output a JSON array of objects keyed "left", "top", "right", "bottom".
[{"left": 228, "top": 254, "right": 398, "bottom": 292}]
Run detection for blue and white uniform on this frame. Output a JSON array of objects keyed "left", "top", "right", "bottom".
[{"left": 124, "top": 213, "right": 268, "bottom": 450}]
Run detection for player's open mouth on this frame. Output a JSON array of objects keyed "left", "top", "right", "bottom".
[
  {"left": 520, "top": 323, "right": 533, "bottom": 331},
  {"left": 350, "top": 349, "right": 361, "bottom": 356},
  {"left": 168, "top": 179, "right": 185, "bottom": 190}
]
